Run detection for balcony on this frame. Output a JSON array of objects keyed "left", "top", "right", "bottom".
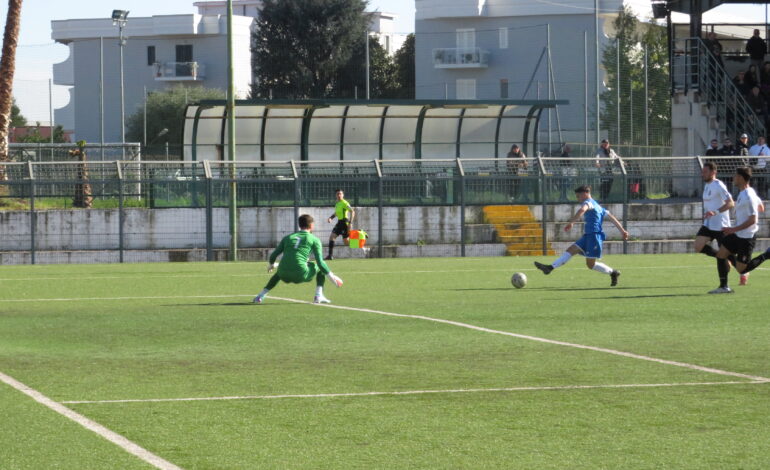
[
  {"left": 433, "top": 47, "right": 489, "bottom": 69},
  {"left": 154, "top": 62, "right": 206, "bottom": 81}
]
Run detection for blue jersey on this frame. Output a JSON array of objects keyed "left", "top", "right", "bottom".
[{"left": 582, "top": 198, "right": 606, "bottom": 234}]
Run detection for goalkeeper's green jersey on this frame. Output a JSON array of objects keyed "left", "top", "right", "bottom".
[
  {"left": 269, "top": 230, "right": 330, "bottom": 276},
  {"left": 334, "top": 199, "right": 353, "bottom": 220}
]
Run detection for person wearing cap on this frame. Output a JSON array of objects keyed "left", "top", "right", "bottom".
[
  {"left": 737, "top": 133, "right": 751, "bottom": 159},
  {"left": 534, "top": 185, "right": 628, "bottom": 286},
  {"left": 595, "top": 139, "right": 620, "bottom": 201}
]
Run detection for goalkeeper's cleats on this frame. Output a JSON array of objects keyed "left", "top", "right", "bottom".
[
  {"left": 327, "top": 272, "right": 344, "bottom": 287},
  {"left": 313, "top": 295, "right": 331, "bottom": 304},
  {"left": 534, "top": 261, "right": 553, "bottom": 275},
  {"left": 253, "top": 295, "right": 264, "bottom": 304}
]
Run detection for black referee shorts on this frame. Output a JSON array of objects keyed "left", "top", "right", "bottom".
[{"left": 332, "top": 219, "right": 350, "bottom": 238}]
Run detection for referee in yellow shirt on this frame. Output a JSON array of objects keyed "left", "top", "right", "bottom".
[{"left": 325, "top": 189, "right": 355, "bottom": 260}]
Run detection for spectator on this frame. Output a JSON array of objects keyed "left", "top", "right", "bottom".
[
  {"left": 594, "top": 139, "right": 620, "bottom": 201},
  {"left": 746, "top": 86, "right": 767, "bottom": 121},
  {"left": 720, "top": 138, "right": 736, "bottom": 156},
  {"left": 733, "top": 71, "right": 751, "bottom": 96},
  {"left": 506, "top": 144, "right": 528, "bottom": 201},
  {"left": 706, "top": 32, "right": 723, "bottom": 56},
  {"left": 746, "top": 64, "right": 760, "bottom": 90},
  {"left": 761, "top": 62, "right": 770, "bottom": 97},
  {"left": 746, "top": 29, "right": 767, "bottom": 69},
  {"left": 705, "top": 139, "right": 721, "bottom": 156},
  {"left": 737, "top": 133, "right": 751, "bottom": 157},
  {"left": 749, "top": 136, "right": 770, "bottom": 197}
]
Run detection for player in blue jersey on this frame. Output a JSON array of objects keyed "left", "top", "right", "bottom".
[{"left": 534, "top": 185, "right": 629, "bottom": 286}]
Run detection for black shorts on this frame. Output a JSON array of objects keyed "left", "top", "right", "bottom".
[
  {"left": 722, "top": 234, "right": 756, "bottom": 264},
  {"left": 332, "top": 219, "right": 350, "bottom": 238},
  {"left": 696, "top": 226, "right": 725, "bottom": 243}
]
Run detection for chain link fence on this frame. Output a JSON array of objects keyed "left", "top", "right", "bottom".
[{"left": 0, "top": 156, "right": 767, "bottom": 265}]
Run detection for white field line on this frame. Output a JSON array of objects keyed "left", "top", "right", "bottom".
[
  {"left": 0, "top": 264, "right": 765, "bottom": 281},
  {"left": 60, "top": 381, "right": 767, "bottom": 405},
  {"left": 272, "top": 296, "right": 770, "bottom": 383},
  {"left": 0, "top": 371, "right": 182, "bottom": 470},
  {"left": 3, "top": 292, "right": 769, "bottom": 383}
]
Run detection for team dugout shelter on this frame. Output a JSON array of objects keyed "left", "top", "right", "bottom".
[{"left": 183, "top": 99, "right": 567, "bottom": 161}]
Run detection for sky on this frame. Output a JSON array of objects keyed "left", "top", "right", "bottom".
[{"left": 1, "top": 0, "right": 769, "bottom": 123}]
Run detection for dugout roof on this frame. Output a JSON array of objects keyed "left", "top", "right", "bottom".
[{"left": 183, "top": 99, "right": 567, "bottom": 162}]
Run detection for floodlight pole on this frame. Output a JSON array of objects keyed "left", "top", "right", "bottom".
[
  {"left": 113, "top": 14, "right": 128, "bottom": 160},
  {"left": 365, "top": 31, "right": 370, "bottom": 100},
  {"left": 227, "top": 0, "right": 238, "bottom": 261}
]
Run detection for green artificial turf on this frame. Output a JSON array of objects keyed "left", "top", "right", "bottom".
[{"left": 1, "top": 255, "right": 768, "bottom": 469}]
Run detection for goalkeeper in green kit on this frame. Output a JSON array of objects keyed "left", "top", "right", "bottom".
[{"left": 253, "top": 214, "right": 343, "bottom": 305}]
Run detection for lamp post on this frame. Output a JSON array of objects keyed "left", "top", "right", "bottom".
[{"left": 112, "top": 9, "right": 129, "bottom": 159}]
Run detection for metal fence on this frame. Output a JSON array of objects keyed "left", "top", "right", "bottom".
[{"left": 0, "top": 156, "right": 766, "bottom": 264}]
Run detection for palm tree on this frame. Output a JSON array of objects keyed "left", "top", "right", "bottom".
[{"left": 0, "top": 0, "right": 23, "bottom": 165}]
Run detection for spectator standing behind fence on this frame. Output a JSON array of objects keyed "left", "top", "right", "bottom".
[
  {"left": 705, "top": 139, "right": 720, "bottom": 156},
  {"left": 595, "top": 139, "right": 620, "bottom": 201},
  {"left": 749, "top": 136, "right": 770, "bottom": 198},
  {"left": 746, "top": 29, "right": 767, "bottom": 70},
  {"left": 558, "top": 145, "right": 572, "bottom": 201},
  {"left": 733, "top": 71, "right": 751, "bottom": 96},
  {"left": 506, "top": 144, "right": 528, "bottom": 201},
  {"left": 738, "top": 133, "right": 751, "bottom": 157}
]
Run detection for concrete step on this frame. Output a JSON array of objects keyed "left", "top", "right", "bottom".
[
  {"left": 498, "top": 234, "right": 544, "bottom": 242},
  {"left": 507, "top": 249, "right": 556, "bottom": 256}
]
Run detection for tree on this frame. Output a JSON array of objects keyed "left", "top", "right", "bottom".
[
  {"left": 251, "top": 0, "right": 370, "bottom": 99},
  {"left": 16, "top": 123, "right": 66, "bottom": 143},
  {"left": 393, "top": 33, "right": 415, "bottom": 98},
  {"left": 600, "top": 6, "right": 670, "bottom": 147},
  {"left": 11, "top": 97, "right": 25, "bottom": 127},
  {"left": 0, "top": 0, "right": 23, "bottom": 162},
  {"left": 335, "top": 36, "right": 398, "bottom": 98},
  {"left": 126, "top": 85, "right": 225, "bottom": 149}
]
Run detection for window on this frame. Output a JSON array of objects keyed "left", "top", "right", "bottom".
[
  {"left": 147, "top": 46, "right": 155, "bottom": 66},
  {"left": 456, "top": 79, "right": 476, "bottom": 100},
  {"left": 499, "top": 28, "right": 508, "bottom": 49},
  {"left": 500, "top": 79, "right": 509, "bottom": 99},
  {"left": 456, "top": 28, "right": 475, "bottom": 50},
  {"left": 176, "top": 44, "right": 193, "bottom": 62}
]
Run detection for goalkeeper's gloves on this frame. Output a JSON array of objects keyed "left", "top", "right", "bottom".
[
  {"left": 326, "top": 272, "right": 344, "bottom": 287},
  {"left": 267, "top": 262, "right": 278, "bottom": 273}
]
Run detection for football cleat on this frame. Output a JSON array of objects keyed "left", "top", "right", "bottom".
[
  {"left": 708, "top": 286, "right": 734, "bottom": 294},
  {"left": 610, "top": 270, "right": 621, "bottom": 287},
  {"left": 313, "top": 295, "right": 331, "bottom": 304},
  {"left": 253, "top": 295, "right": 264, "bottom": 304},
  {"left": 739, "top": 273, "right": 749, "bottom": 286},
  {"left": 534, "top": 261, "right": 553, "bottom": 275}
]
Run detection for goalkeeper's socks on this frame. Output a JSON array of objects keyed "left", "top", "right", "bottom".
[
  {"left": 258, "top": 288, "right": 269, "bottom": 298},
  {"left": 315, "top": 286, "right": 323, "bottom": 296}
]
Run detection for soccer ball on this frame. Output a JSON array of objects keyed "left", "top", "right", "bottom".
[{"left": 511, "top": 272, "right": 527, "bottom": 289}]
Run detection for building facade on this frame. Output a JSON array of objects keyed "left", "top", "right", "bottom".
[
  {"left": 52, "top": 0, "right": 406, "bottom": 143},
  {"left": 415, "top": 0, "right": 630, "bottom": 147}
]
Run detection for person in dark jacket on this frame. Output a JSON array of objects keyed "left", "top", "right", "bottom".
[
  {"left": 746, "top": 29, "right": 767, "bottom": 69},
  {"left": 705, "top": 139, "right": 721, "bottom": 156}
]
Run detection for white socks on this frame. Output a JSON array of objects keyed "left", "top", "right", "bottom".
[
  {"left": 592, "top": 262, "right": 613, "bottom": 275},
  {"left": 315, "top": 286, "right": 323, "bottom": 296},
  {"left": 552, "top": 252, "right": 573, "bottom": 268},
  {"left": 258, "top": 288, "right": 269, "bottom": 297}
]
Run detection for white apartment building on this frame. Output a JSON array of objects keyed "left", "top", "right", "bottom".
[
  {"left": 415, "top": 0, "right": 634, "bottom": 144},
  {"left": 52, "top": 0, "right": 406, "bottom": 143}
]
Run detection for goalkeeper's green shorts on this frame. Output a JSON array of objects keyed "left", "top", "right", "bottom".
[{"left": 278, "top": 261, "right": 319, "bottom": 284}]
